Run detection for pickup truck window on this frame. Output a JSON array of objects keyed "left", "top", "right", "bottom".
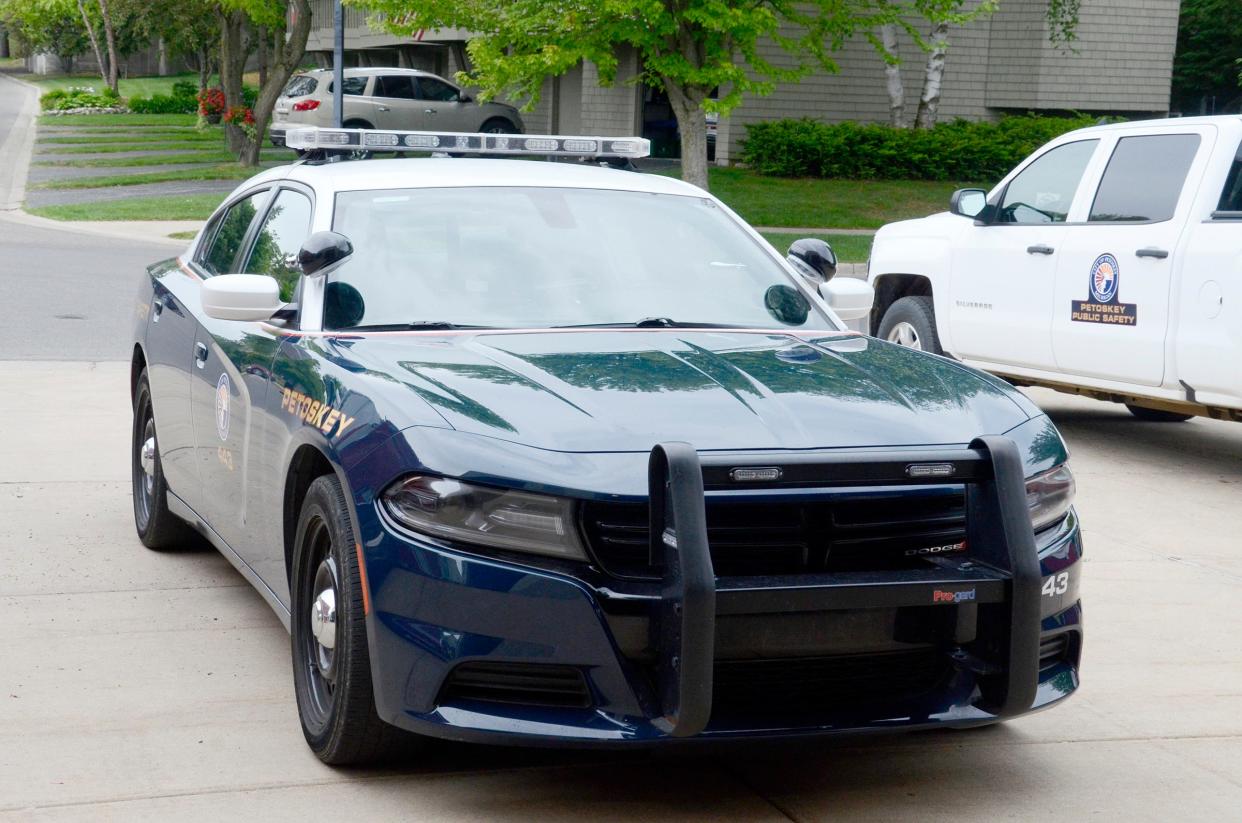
[
  {"left": 1089, "top": 134, "right": 1201, "bottom": 223},
  {"left": 1216, "top": 141, "right": 1242, "bottom": 214},
  {"left": 998, "top": 140, "right": 1098, "bottom": 224}
]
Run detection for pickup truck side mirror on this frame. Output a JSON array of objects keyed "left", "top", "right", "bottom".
[
  {"left": 787, "top": 238, "right": 838, "bottom": 283},
  {"left": 202, "top": 274, "right": 284, "bottom": 321},
  {"left": 949, "top": 188, "right": 988, "bottom": 219}
]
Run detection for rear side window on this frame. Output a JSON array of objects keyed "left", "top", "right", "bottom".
[
  {"left": 282, "top": 75, "right": 317, "bottom": 98},
  {"left": 375, "top": 75, "right": 416, "bottom": 100},
  {"left": 200, "top": 191, "right": 267, "bottom": 276},
  {"left": 1216, "top": 141, "right": 1242, "bottom": 214},
  {"left": 1089, "top": 134, "right": 1201, "bottom": 223},
  {"left": 326, "top": 77, "right": 367, "bottom": 96},
  {"left": 999, "top": 140, "right": 1098, "bottom": 224}
]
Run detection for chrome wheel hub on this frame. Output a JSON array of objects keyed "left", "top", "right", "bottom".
[
  {"left": 310, "top": 587, "right": 337, "bottom": 651},
  {"left": 140, "top": 436, "right": 156, "bottom": 488},
  {"left": 309, "top": 559, "right": 339, "bottom": 678},
  {"left": 887, "top": 321, "right": 923, "bottom": 350}
]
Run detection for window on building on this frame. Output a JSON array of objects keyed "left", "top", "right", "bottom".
[
  {"left": 1089, "top": 134, "right": 1201, "bottom": 223},
  {"left": 199, "top": 191, "right": 268, "bottom": 276},
  {"left": 243, "top": 189, "right": 313, "bottom": 301},
  {"left": 998, "top": 140, "right": 1099, "bottom": 224},
  {"left": 374, "top": 75, "right": 416, "bottom": 100},
  {"left": 416, "top": 77, "right": 460, "bottom": 102}
]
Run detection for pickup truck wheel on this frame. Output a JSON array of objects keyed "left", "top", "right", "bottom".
[
  {"left": 878, "top": 296, "right": 942, "bottom": 355},
  {"left": 1125, "top": 404, "right": 1194, "bottom": 423},
  {"left": 290, "top": 475, "right": 413, "bottom": 765}
]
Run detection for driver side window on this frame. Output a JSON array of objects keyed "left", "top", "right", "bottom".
[{"left": 999, "top": 140, "right": 1099, "bottom": 224}]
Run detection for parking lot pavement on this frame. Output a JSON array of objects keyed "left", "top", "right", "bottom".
[{"left": 2, "top": 362, "right": 1240, "bottom": 820}]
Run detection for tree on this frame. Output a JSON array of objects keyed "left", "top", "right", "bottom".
[
  {"left": 357, "top": 0, "right": 911, "bottom": 191},
  {"left": 0, "top": 0, "right": 91, "bottom": 71},
  {"left": 1171, "top": 0, "right": 1242, "bottom": 113},
  {"left": 147, "top": 0, "right": 220, "bottom": 91}
]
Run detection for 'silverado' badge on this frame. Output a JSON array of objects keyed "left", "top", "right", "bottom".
[
  {"left": 1071, "top": 253, "right": 1137, "bottom": 326},
  {"left": 215, "top": 372, "right": 231, "bottom": 441}
]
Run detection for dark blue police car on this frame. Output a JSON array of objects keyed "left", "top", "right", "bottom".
[{"left": 130, "top": 127, "right": 1083, "bottom": 764}]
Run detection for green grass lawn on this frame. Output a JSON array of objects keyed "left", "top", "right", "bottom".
[
  {"left": 671, "top": 167, "right": 977, "bottom": 230},
  {"left": 29, "top": 72, "right": 205, "bottom": 99},
  {"left": 758, "top": 232, "right": 872, "bottom": 263},
  {"left": 36, "top": 141, "right": 235, "bottom": 155},
  {"left": 27, "top": 194, "right": 230, "bottom": 221},
  {"left": 37, "top": 113, "right": 199, "bottom": 127},
  {"left": 35, "top": 149, "right": 294, "bottom": 168},
  {"left": 167, "top": 230, "right": 199, "bottom": 240},
  {"left": 30, "top": 164, "right": 270, "bottom": 191},
  {"left": 39, "top": 132, "right": 220, "bottom": 145}
]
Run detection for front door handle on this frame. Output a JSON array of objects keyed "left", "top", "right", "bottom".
[
  {"left": 1136, "top": 247, "right": 1169, "bottom": 259},
  {"left": 424, "top": 108, "right": 436, "bottom": 115},
  {"left": 1026, "top": 244, "right": 1055, "bottom": 255},
  {"left": 152, "top": 298, "right": 165, "bottom": 322},
  {"left": 194, "top": 342, "right": 209, "bottom": 368},
  {"left": 377, "top": 105, "right": 391, "bottom": 112}
]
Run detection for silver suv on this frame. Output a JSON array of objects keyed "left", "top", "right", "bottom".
[{"left": 270, "top": 67, "right": 524, "bottom": 147}]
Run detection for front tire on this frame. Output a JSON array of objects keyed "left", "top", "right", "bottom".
[
  {"left": 878, "top": 295, "right": 942, "bottom": 355},
  {"left": 131, "top": 370, "right": 192, "bottom": 549},
  {"left": 480, "top": 117, "right": 517, "bottom": 134},
  {"left": 290, "top": 474, "right": 408, "bottom": 765},
  {"left": 1126, "top": 404, "right": 1194, "bottom": 423}
]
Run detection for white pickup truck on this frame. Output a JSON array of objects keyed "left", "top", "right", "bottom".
[{"left": 867, "top": 115, "right": 1242, "bottom": 423}]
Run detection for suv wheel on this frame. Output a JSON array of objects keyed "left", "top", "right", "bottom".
[
  {"left": 878, "top": 295, "right": 942, "bottom": 355},
  {"left": 290, "top": 474, "right": 411, "bottom": 765},
  {"left": 480, "top": 117, "right": 517, "bottom": 134}
]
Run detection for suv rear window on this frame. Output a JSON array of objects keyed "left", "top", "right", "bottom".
[
  {"left": 282, "top": 75, "right": 317, "bottom": 98},
  {"left": 1089, "top": 134, "right": 1201, "bottom": 223}
]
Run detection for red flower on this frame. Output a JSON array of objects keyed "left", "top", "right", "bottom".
[
  {"left": 223, "top": 106, "right": 255, "bottom": 126},
  {"left": 197, "top": 87, "right": 226, "bottom": 116}
]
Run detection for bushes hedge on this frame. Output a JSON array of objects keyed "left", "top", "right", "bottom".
[
  {"left": 129, "top": 83, "right": 256, "bottom": 115},
  {"left": 40, "top": 86, "right": 121, "bottom": 111},
  {"left": 740, "top": 115, "right": 1103, "bottom": 181}
]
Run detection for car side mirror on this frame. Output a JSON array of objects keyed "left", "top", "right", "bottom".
[
  {"left": 299, "top": 231, "right": 353, "bottom": 278},
  {"left": 819, "top": 277, "right": 874, "bottom": 323},
  {"left": 949, "top": 188, "right": 987, "bottom": 219},
  {"left": 202, "top": 274, "right": 284, "bottom": 321},
  {"left": 458, "top": 92, "right": 472, "bottom": 103},
  {"left": 787, "top": 238, "right": 837, "bottom": 283}
]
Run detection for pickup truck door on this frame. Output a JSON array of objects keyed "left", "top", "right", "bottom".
[
  {"left": 191, "top": 187, "right": 313, "bottom": 576},
  {"left": 1050, "top": 127, "right": 1213, "bottom": 387},
  {"left": 948, "top": 139, "right": 1101, "bottom": 370}
]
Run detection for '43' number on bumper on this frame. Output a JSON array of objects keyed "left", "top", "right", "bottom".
[{"left": 1042, "top": 572, "right": 1069, "bottom": 598}]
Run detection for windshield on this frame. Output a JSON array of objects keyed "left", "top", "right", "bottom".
[{"left": 326, "top": 186, "right": 835, "bottom": 331}]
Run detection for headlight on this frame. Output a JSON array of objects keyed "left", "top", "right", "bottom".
[
  {"left": 1025, "top": 464, "right": 1075, "bottom": 532},
  {"left": 382, "top": 475, "right": 587, "bottom": 561}
]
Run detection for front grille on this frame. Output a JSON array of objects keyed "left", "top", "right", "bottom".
[
  {"left": 581, "top": 493, "right": 966, "bottom": 578},
  {"left": 438, "top": 662, "right": 592, "bottom": 709},
  {"left": 711, "top": 649, "right": 952, "bottom": 719}
]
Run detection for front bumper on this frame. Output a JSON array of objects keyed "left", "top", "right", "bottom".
[{"left": 357, "top": 438, "right": 1083, "bottom": 746}]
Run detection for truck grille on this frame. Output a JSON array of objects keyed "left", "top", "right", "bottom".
[{"left": 581, "top": 493, "right": 967, "bottom": 578}]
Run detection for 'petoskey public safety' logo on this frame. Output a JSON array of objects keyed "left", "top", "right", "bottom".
[
  {"left": 1089, "top": 253, "right": 1120, "bottom": 303},
  {"left": 215, "top": 372, "right": 231, "bottom": 441}
]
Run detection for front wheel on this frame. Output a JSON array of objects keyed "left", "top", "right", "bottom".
[
  {"left": 131, "top": 370, "right": 192, "bottom": 549},
  {"left": 1126, "top": 404, "right": 1194, "bottom": 423},
  {"left": 479, "top": 117, "right": 517, "bottom": 134},
  {"left": 878, "top": 295, "right": 942, "bottom": 355},
  {"left": 290, "top": 474, "right": 410, "bottom": 765}
]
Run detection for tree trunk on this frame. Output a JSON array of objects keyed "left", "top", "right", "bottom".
[
  {"left": 879, "top": 24, "right": 905, "bottom": 128},
  {"left": 96, "top": 0, "right": 120, "bottom": 94},
  {"left": 914, "top": 21, "right": 950, "bottom": 129},
  {"left": 75, "top": 0, "right": 108, "bottom": 89},
  {"left": 158, "top": 38, "right": 168, "bottom": 76},
  {"left": 664, "top": 79, "right": 709, "bottom": 191},
  {"left": 196, "top": 48, "right": 212, "bottom": 92},
  {"left": 257, "top": 27, "right": 269, "bottom": 89},
  {"left": 219, "top": 9, "right": 249, "bottom": 153},
  {"left": 241, "top": 0, "right": 313, "bottom": 166}
]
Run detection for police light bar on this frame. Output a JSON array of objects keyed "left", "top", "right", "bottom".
[{"left": 285, "top": 126, "right": 650, "bottom": 159}]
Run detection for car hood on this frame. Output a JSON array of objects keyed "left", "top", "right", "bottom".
[{"left": 331, "top": 330, "right": 1030, "bottom": 453}]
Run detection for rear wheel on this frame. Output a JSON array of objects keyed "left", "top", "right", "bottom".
[
  {"left": 131, "top": 370, "right": 192, "bottom": 549},
  {"left": 1125, "top": 404, "right": 1194, "bottom": 423},
  {"left": 878, "top": 295, "right": 942, "bottom": 355},
  {"left": 290, "top": 474, "right": 410, "bottom": 765}
]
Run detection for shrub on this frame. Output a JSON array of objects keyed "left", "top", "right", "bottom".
[
  {"left": 241, "top": 85, "right": 259, "bottom": 108},
  {"left": 171, "top": 80, "right": 198, "bottom": 99},
  {"left": 129, "top": 93, "right": 197, "bottom": 114},
  {"left": 740, "top": 115, "right": 1104, "bottom": 181},
  {"left": 40, "top": 86, "right": 121, "bottom": 111}
]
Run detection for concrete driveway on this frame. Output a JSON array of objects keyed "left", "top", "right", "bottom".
[{"left": 3, "top": 351, "right": 1241, "bottom": 819}]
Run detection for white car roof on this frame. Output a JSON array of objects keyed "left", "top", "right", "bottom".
[{"left": 255, "top": 158, "right": 706, "bottom": 197}]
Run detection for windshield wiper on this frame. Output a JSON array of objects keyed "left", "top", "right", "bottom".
[
  {"left": 554, "top": 317, "right": 744, "bottom": 329},
  {"left": 336, "top": 321, "right": 496, "bottom": 332}
]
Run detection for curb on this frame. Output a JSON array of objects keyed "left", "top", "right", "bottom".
[
  {"left": 0, "top": 73, "right": 39, "bottom": 211},
  {"left": 0, "top": 208, "right": 191, "bottom": 247}
]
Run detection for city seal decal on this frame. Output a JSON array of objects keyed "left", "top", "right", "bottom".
[
  {"left": 1071, "top": 253, "right": 1137, "bottom": 326},
  {"left": 215, "top": 372, "right": 231, "bottom": 441}
]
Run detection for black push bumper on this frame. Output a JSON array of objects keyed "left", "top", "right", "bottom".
[{"left": 647, "top": 436, "right": 1044, "bottom": 738}]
